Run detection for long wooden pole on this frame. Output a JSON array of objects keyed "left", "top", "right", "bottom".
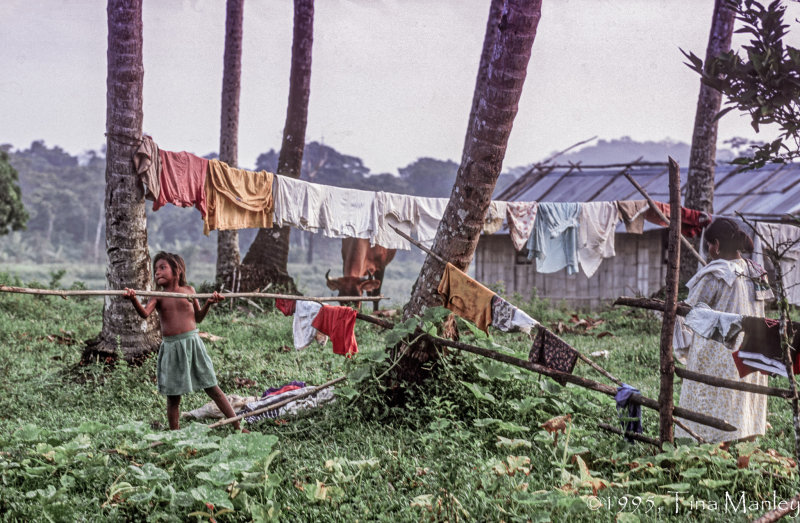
[
  {"left": 597, "top": 422, "right": 660, "bottom": 447},
  {"left": 614, "top": 296, "right": 692, "bottom": 316},
  {"left": 0, "top": 285, "right": 383, "bottom": 302},
  {"left": 623, "top": 171, "right": 707, "bottom": 266},
  {"left": 209, "top": 376, "right": 346, "bottom": 428},
  {"left": 658, "top": 157, "right": 681, "bottom": 445}
]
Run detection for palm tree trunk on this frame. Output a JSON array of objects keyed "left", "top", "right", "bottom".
[
  {"left": 398, "top": 0, "right": 542, "bottom": 382},
  {"left": 215, "top": 0, "right": 245, "bottom": 288},
  {"left": 240, "top": 0, "right": 314, "bottom": 293},
  {"left": 680, "top": 0, "right": 735, "bottom": 282},
  {"left": 83, "top": 0, "right": 160, "bottom": 363}
]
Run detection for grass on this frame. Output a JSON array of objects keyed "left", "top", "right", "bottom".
[{"left": 0, "top": 269, "right": 798, "bottom": 522}]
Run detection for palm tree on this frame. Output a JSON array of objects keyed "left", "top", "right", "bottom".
[
  {"left": 398, "top": 0, "right": 542, "bottom": 381},
  {"left": 215, "top": 0, "right": 245, "bottom": 288},
  {"left": 239, "top": 0, "right": 314, "bottom": 293},
  {"left": 83, "top": 0, "right": 160, "bottom": 362},
  {"left": 680, "top": 0, "right": 735, "bottom": 282}
]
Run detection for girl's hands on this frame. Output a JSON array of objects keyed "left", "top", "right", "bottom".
[
  {"left": 208, "top": 291, "right": 225, "bottom": 304},
  {"left": 123, "top": 288, "right": 137, "bottom": 300}
]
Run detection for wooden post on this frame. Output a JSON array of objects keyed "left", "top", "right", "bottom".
[{"left": 658, "top": 157, "right": 681, "bottom": 445}]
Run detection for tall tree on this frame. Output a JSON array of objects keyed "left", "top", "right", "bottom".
[
  {"left": 680, "top": 0, "right": 735, "bottom": 282},
  {"left": 240, "top": 0, "right": 314, "bottom": 292},
  {"left": 215, "top": 0, "right": 245, "bottom": 287},
  {"left": 83, "top": 0, "right": 160, "bottom": 362},
  {"left": 398, "top": 0, "right": 542, "bottom": 381}
]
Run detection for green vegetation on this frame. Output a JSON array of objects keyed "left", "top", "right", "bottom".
[
  {"left": 0, "top": 149, "right": 28, "bottom": 236},
  {"left": 0, "top": 270, "right": 797, "bottom": 522}
]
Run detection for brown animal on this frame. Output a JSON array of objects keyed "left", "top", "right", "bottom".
[{"left": 325, "top": 238, "right": 396, "bottom": 311}]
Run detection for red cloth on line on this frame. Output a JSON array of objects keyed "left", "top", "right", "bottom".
[
  {"left": 644, "top": 201, "right": 710, "bottom": 238},
  {"left": 153, "top": 150, "right": 209, "bottom": 216},
  {"left": 275, "top": 299, "right": 296, "bottom": 316},
  {"left": 312, "top": 305, "right": 358, "bottom": 358}
]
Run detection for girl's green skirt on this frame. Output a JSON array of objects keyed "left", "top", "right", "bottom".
[{"left": 157, "top": 329, "right": 218, "bottom": 396}]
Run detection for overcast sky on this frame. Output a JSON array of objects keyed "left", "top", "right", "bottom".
[{"left": 2, "top": 0, "right": 799, "bottom": 173}]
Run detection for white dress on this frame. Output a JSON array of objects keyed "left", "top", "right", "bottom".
[{"left": 676, "top": 259, "right": 772, "bottom": 443}]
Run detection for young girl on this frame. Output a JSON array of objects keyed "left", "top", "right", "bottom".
[{"left": 124, "top": 252, "right": 247, "bottom": 432}]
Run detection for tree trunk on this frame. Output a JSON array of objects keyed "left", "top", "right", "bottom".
[
  {"left": 215, "top": 0, "right": 245, "bottom": 288},
  {"left": 83, "top": 0, "right": 160, "bottom": 363},
  {"left": 680, "top": 0, "right": 735, "bottom": 283},
  {"left": 240, "top": 0, "right": 314, "bottom": 294},
  {"left": 398, "top": 0, "right": 542, "bottom": 382}
]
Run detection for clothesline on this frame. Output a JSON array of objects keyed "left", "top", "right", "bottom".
[{"left": 0, "top": 285, "right": 384, "bottom": 302}]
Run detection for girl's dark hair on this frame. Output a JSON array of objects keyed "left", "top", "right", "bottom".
[
  {"left": 704, "top": 217, "right": 754, "bottom": 255},
  {"left": 153, "top": 251, "right": 187, "bottom": 287}
]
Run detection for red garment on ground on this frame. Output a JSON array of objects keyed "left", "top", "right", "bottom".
[
  {"left": 275, "top": 299, "right": 296, "bottom": 316},
  {"left": 312, "top": 305, "right": 358, "bottom": 358},
  {"left": 644, "top": 201, "right": 709, "bottom": 238},
  {"left": 265, "top": 384, "right": 302, "bottom": 397},
  {"left": 153, "top": 150, "right": 209, "bottom": 216}
]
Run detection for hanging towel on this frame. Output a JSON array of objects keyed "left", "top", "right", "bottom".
[
  {"left": 753, "top": 222, "right": 800, "bottom": 305},
  {"left": 643, "top": 201, "right": 710, "bottom": 238},
  {"left": 483, "top": 201, "right": 509, "bottom": 235},
  {"left": 437, "top": 263, "right": 495, "bottom": 333},
  {"left": 615, "top": 200, "right": 648, "bottom": 234},
  {"left": 490, "top": 295, "right": 539, "bottom": 334},
  {"left": 414, "top": 197, "right": 450, "bottom": 247},
  {"left": 527, "top": 202, "right": 580, "bottom": 275},
  {"left": 684, "top": 302, "right": 743, "bottom": 347},
  {"left": 529, "top": 326, "right": 579, "bottom": 376},
  {"left": 735, "top": 317, "right": 800, "bottom": 378},
  {"left": 312, "top": 305, "right": 359, "bottom": 357},
  {"left": 372, "top": 191, "right": 416, "bottom": 250},
  {"left": 272, "top": 175, "right": 375, "bottom": 239},
  {"left": 153, "top": 150, "right": 209, "bottom": 216},
  {"left": 506, "top": 201, "right": 538, "bottom": 251},
  {"left": 577, "top": 201, "right": 620, "bottom": 277},
  {"left": 615, "top": 384, "right": 642, "bottom": 442},
  {"left": 275, "top": 298, "right": 296, "bottom": 316},
  {"left": 672, "top": 316, "right": 692, "bottom": 365},
  {"left": 203, "top": 159, "right": 274, "bottom": 235},
  {"left": 132, "top": 135, "right": 161, "bottom": 201},
  {"left": 293, "top": 300, "right": 325, "bottom": 350}
]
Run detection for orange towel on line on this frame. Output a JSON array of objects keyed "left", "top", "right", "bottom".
[
  {"left": 203, "top": 159, "right": 274, "bottom": 235},
  {"left": 437, "top": 262, "right": 494, "bottom": 333}
]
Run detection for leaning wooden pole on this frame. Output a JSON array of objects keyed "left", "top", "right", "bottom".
[{"left": 658, "top": 157, "right": 681, "bottom": 445}]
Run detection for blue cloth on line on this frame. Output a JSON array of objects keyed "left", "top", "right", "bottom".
[
  {"left": 615, "top": 383, "right": 642, "bottom": 442},
  {"left": 527, "top": 202, "right": 580, "bottom": 275}
]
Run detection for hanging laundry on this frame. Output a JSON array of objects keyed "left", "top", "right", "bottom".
[
  {"left": 527, "top": 202, "right": 580, "bottom": 275},
  {"left": 153, "top": 149, "right": 209, "bottom": 216},
  {"left": 734, "top": 317, "right": 800, "bottom": 378},
  {"left": 529, "top": 326, "right": 579, "bottom": 376},
  {"left": 312, "top": 305, "right": 359, "bottom": 357},
  {"left": 294, "top": 300, "right": 326, "bottom": 350},
  {"left": 753, "top": 222, "right": 800, "bottom": 306},
  {"left": 684, "top": 302, "right": 743, "bottom": 346},
  {"left": 272, "top": 175, "right": 375, "bottom": 239},
  {"left": 203, "top": 160, "right": 274, "bottom": 235},
  {"left": 615, "top": 200, "right": 648, "bottom": 234},
  {"left": 490, "top": 295, "right": 539, "bottom": 334},
  {"left": 615, "top": 384, "right": 642, "bottom": 442},
  {"left": 672, "top": 316, "right": 691, "bottom": 365},
  {"left": 577, "top": 201, "right": 620, "bottom": 277},
  {"left": 132, "top": 135, "right": 161, "bottom": 201},
  {"left": 275, "top": 298, "right": 296, "bottom": 316},
  {"left": 437, "top": 262, "right": 495, "bottom": 333},
  {"left": 414, "top": 197, "right": 450, "bottom": 247},
  {"left": 506, "top": 201, "right": 539, "bottom": 251},
  {"left": 372, "top": 191, "right": 416, "bottom": 250},
  {"left": 643, "top": 201, "right": 710, "bottom": 238},
  {"left": 483, "top": 201, "right": 509, "bottom": 235}
]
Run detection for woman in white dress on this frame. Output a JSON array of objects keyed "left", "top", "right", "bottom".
[{"left": 676, "top": 218, "right": 773, "bottom": 444}]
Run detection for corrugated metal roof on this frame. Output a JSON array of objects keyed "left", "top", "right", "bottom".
[{"left": 495, "top": 162, "right": 800, "bottom": 219}]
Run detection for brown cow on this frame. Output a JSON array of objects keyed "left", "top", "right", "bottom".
[{"left": 325, "top": 237, "right": 396, "bottom": 311}]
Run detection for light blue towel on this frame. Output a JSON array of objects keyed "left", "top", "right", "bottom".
[{"left": 527, "top": 202, "right": 580, "bottom": 275}]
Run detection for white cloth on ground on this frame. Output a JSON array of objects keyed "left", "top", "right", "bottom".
[
  {"left": 684, "top": 302, "right": 743, "bottom": 347},
  {"left": 506, "top": 202, "right": 538, "bottom": 251},
  {"left": 293, "top": 301, "right": 326, "bottom": 350},
  {"left": 577, "top": 201, "right": 620, "bottom": 277},
  {"left": 240, "top": 386, "right": 335, "bottom": 424},
  {"left": 180, "top": 394, "right": 258, "bottom": 420}
]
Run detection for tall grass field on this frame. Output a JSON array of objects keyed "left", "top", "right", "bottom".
[{"left": 0, "top": 269, "right": 797, "bottom": 522}]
